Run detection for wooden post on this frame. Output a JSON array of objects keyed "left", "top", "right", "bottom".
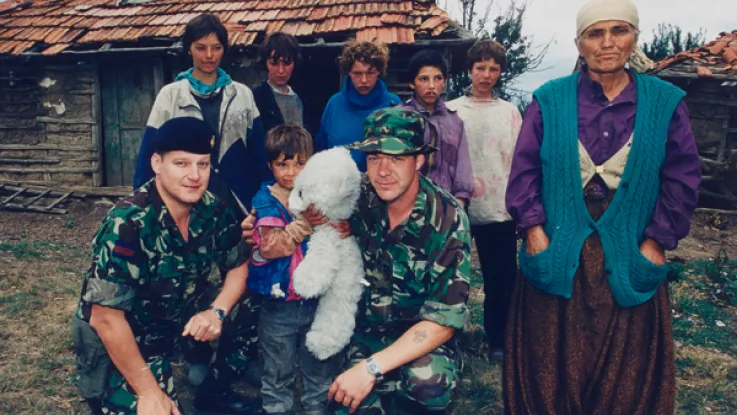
[
  {"left": 92, "top": 61, "right": 103, "bottom": 187},
  {"left": 153, "top": 58, "right": 164, "bottom": 94}
]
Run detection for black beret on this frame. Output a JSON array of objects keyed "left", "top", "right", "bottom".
[{"left": 152, "top": 117, "right": 216, "bottom": 155}]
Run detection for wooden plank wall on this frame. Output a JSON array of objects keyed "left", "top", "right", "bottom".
[{"left": 0, "top": 58, "right": 102, "bottom": 187}]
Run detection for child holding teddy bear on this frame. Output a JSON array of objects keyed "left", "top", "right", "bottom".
[{"left": 247, "top": 124, "right": 343, "bottom": 415}]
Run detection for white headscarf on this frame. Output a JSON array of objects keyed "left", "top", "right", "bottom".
[
  {"left": 576, "top": 0, "right": 654, "bottom": 72},
  {"left": 576, "top": 0, "right": 639, "bottom": 36}
]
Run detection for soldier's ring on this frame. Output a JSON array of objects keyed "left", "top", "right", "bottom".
[{"left": 343, "top": 397, "right": 352, "bottom": 406}]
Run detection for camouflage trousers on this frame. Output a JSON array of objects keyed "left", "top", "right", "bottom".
[
  {"left": 333, "top": 330, "right": 461, "bottom": 415},
  {"left": 99, "top": 293, "right": 261, "bottom": 415},
  {"left": 209, "top": 291, "right": 262, "bottom": 381},
  {"left": 100, "top": 357, "right": 181, "bottom": 415}
]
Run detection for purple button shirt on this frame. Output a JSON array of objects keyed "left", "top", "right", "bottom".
[
  {"left": 401, "top": 96, "right": 474, "bottom": 200},
  {"left": 505, "top": 69, "right": 701, "bottom": 250}
]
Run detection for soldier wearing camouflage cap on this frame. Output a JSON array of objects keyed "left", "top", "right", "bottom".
[
  {"left": 330, "top": 107, "right": 472, "bottom": 414},
  {"left": 72, "top": 117, "right": 261, "bottom": 415}
]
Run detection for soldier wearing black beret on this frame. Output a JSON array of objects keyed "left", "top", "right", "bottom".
[
  {"left": 152, "top": 116, "right": 217, "bottom": 156},
  {"left": 72, "top": 116, "right": 260, "bottom": 414}
]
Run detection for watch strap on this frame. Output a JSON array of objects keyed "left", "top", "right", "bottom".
[{"left": 209, "top": 306, "right": 227, "bottom": 321}]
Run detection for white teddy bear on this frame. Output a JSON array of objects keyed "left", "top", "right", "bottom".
[{"left": 288, "top": 147, "right": 366, "bottom": 360}]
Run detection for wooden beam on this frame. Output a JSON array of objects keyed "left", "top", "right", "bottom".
[
  {"left": 0, "top": 158, "right": 60, "bottom": 165},
  {"left": 92, "top": 62, "right": 103, "bottom": 187},
  {"left": 696, "top": 207, "right": 737, "bottom": 215},
  {"left": 686, "top": 98, "right": 737, "bottom": 107},
  {"left": 0, "top": 167, "right": 97, "bottom": 174},
  {"left": 0, "top": 202, "right": 67, "bottom": 214},
  {"left": 68, "top": 89, "right": 96, "bottom": 95},
  {"left": 0, "top": 144, "right": 97, "bottom": 151},
  {"left": 0, "top": 181, "right": 129, "bottom": 198},
  {"left": 700, "top": 156, "right": 724, "bottom": 167},
  {"left": 700, "top": 189, "right": 737, "bottom": 203},
  {"left": 0, "top": 184, "right": 81, "bottom": 198},
  {"left": 36, "top": 116, "right": 96, "bottom": 125},
  {"left": 2, "top": 188, "right": 25, "bottom": 204},
  {"left": 657, "top": 69, "right": 737, "bottom": 81},
  {"left": 22, "top": 189, "right": 50, "bottom": 207},
  {"left": 46, "top": 191, "right": 73, "bottom": 209}
]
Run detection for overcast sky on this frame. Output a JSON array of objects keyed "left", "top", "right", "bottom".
[{"left": 443, "top": 0, "right": 735, "bottom": 97}]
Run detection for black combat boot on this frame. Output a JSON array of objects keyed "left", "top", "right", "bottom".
[{"left": 193, "top": 374, "right": 263, "bottom": 415}]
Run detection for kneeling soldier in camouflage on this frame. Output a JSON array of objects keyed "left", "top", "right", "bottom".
[
  {"left": 72, "top": 117, "right": 259, "bottom": 415},
  {"left": 330, "top": 108, "right": 472, "bottom": 414}
]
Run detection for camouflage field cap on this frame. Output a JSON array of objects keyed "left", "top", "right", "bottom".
[{"left": 347, "top": 107, "right": 437, "bottom": 155}]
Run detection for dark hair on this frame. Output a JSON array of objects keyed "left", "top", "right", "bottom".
[
  {"left": 337, "top": 40, "right": 390, "bottom": 76},
  {"left": 466, "top": 40, "right": 507, "bottom": 71},
  {"left": 183, "top": 14, "right": 229, "bottom": 55},
  {"left": 260, "top": 32, "right": 301, "bottom": 66},
  {"left": 265, "top": 123, "right": 314, "bottom": 163},
  {"left": 407, "top": 49, "right": 448, "bottom": 82}
]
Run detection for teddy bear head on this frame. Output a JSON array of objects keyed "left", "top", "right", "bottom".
[{"left": 288, "top": 147, "right": 362, "bottom": 221}]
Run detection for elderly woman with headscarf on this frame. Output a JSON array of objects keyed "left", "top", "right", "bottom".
[{"left": 503, "top": 0, "right": 701, "bottom": 413}]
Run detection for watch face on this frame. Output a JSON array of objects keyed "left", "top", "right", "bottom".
[
  {"left": 367, "top": 359, "right": 380, "bottom": 375},
  {"left": 211, "top": 307, "right": 226, "bottom": 321}
]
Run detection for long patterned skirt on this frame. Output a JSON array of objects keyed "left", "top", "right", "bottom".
[{"left": 503, "top": 191, "right": 676, "bottom": 414}]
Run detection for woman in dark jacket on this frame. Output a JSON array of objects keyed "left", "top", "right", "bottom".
[{"left": 252, "top": 32, "right": 307, "bottom": 136}]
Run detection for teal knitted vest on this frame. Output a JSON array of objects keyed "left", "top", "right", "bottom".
[{"left": 518, "top": 71, "right": 685, "bottom": 307}]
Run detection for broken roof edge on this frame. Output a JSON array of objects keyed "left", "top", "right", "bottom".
[{"left": 653, "top": 67, "right": 737, "bottom": 81}]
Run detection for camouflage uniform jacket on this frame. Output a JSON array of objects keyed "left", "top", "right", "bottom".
[
  {"left": 350, "top": 175, "right": 472, "bottom": 339},
  {"left": 76, "top": 179, "right": 248, "bottom": 359}
]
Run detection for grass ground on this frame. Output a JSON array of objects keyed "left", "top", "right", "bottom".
[{"left": 0, "top": 207, "right": 735, "bottom": 414}]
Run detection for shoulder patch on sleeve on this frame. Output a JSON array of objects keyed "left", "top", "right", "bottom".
[{"left": 112, "top": 240, "right": 137, "bottom": 259}]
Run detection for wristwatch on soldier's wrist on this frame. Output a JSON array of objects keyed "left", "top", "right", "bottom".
[
  {"left": 209, "top": 306, "right": 227, "bottom": 321},
  {"left": 366, "top": 357, "right": 383, "bottom": 382}
]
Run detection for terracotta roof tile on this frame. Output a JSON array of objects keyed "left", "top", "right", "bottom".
[
  {"left": 352, "top": 15, "right": 367, "bottom": 30},
  {"left": 380, "top": 14, "right": 405, "bottom": 25},
  {"left": 419, "top": 15, "right": 447, "bottom": 31},
  {"left": 295, "top": 21, "right": 315, "bottom": 36},
  {"left": 140, "top": 26, "right": 161, "bottom": 38},
  {"left": 170, "top": 25, "right": 186, "bottom": 38},
  {"left": 155, "top": 26, "right": 176, "bottom": 37},
  {"left": 365, "top": 15, "right": 382, "bottom": 27},
  {"left": 215, "top": 11, "right": 234, "bottom": 22},
  {"left": 431, "top": 22, "right": 448, "bottom": 36},
  {"left": 44, "top": 28, "right": 76, "bottom": 44},
  {"left": 333, "top": 15, "right": 353, "bottom": 32},
  {"left": 0, "top": 0, "right": 461, "bottom": 55},
  {"left": 228, "top": 11, "right": 249, "bottom": 23},
  {"left": 122, "top": 27, "right": 147, "bottom": 41},
  {"left": 356, "top": 27, "right": 377, "bottom": 43},
  {"left": 266, "top": 20, "right": 286, "bottom": 34},
  {"left": 245, "top": 21, "right": 269, "bottom": 32},
  {"left": 259, "top": 9, "right": 280, "bottom": 20},
  {"left": 11, "top": 40, "right": 35, "bottom": 55},
  {"left": 0, "top": 28, "right": 24, "bottom": 39},
  {"left": 314, "top": 18, "right": 336, "bottom": 33},
  {"left": 307, "top": 7, "right": 329, "bottom": 22},
  {"left": 15, "top": 27, "right": 51, "bottom": 41},
  {"left": 149, "top": 14, "right": 170, "bottom": 26},
  {"left": 241, "top": 10, "right": 263, "bottom": 22},
  {"left": 234, "top": 31, "right": 258, "bottom": 46},
  {"left": 0, "top": 1, "right": 31, "bottom": 15},
  {"left": 279, "top": 21, "right": 301, "bottom": 36},
  {"left": 654, "top": 31, "right": 737, "bottom": 77},
  {"left": 41, "top": 43, "right": 71, "bottom": 55}
]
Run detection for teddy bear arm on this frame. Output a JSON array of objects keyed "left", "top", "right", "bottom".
[{"left": 292, "top": 228, "right": 341, "bottom": 299}]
